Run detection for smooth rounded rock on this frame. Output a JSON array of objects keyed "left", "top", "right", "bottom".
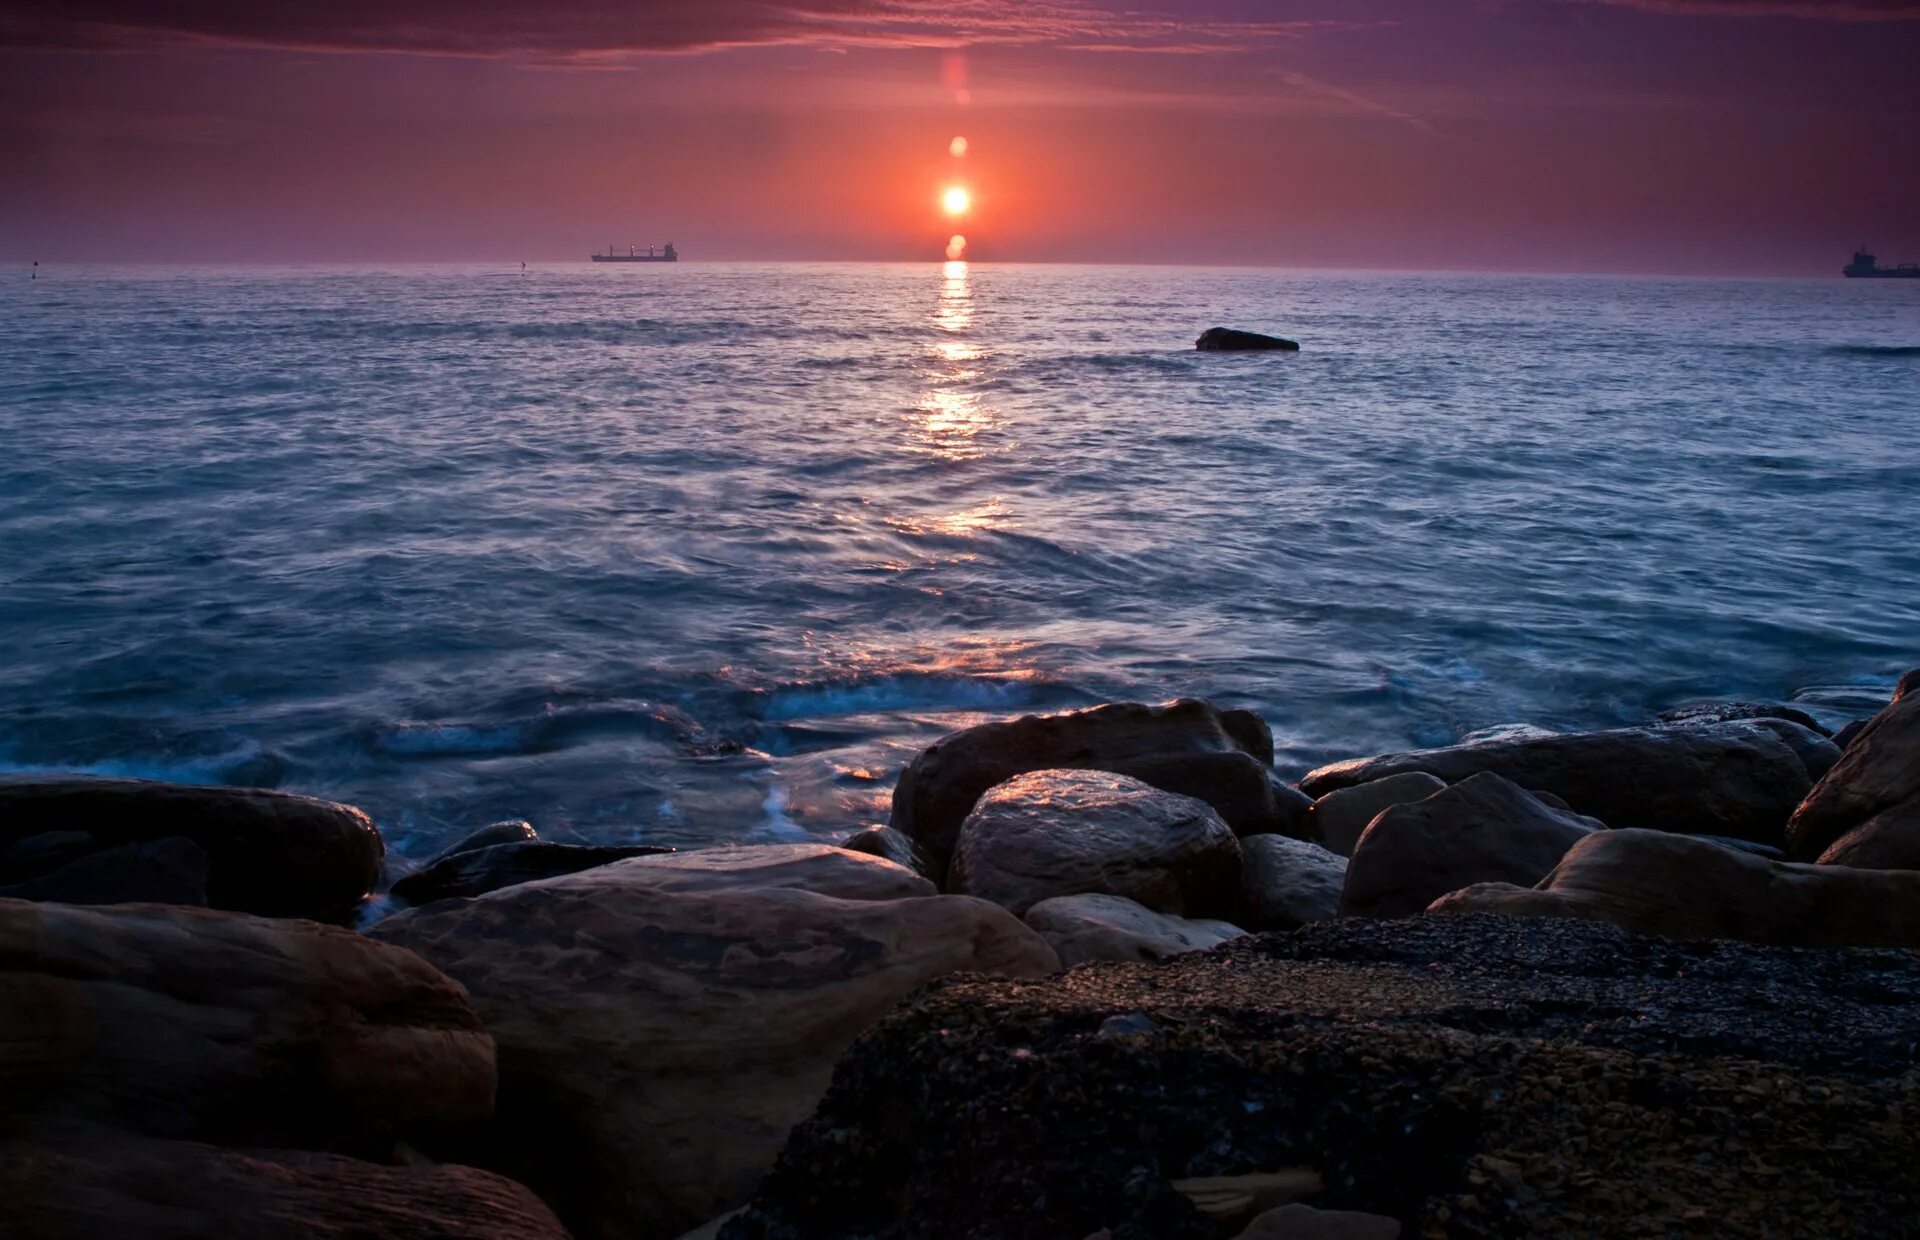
[
  {"left": 1237, "top": 1204, "right": 1400, "bottom": 1240},
  {"left": 1238, "top": 834, "right": 1345, "bottom": 930},
  {"left": 1023, "top": 892, "right": 1244, "bottom": 966},
  {"left": 1341, "top": 772, "right": 1603, "bottom": 919},
  {"left": 949, "top": 769, "right": 1243, "bottom": 918},
  {"left": 1431, "top": 828, "right": 1920, "bottom": 948},
  {"left": 890, "top": 699, "right": 1286, "bottom": 867},
  {"left": 0, "top": 777, "right": 382, "bottom": 920},
  {"left": 370, "top": 867, "right": 1053, "bottom": 1240},
  {"left": 1196, "top": 327, "right": 1300, "bottom": 351},
  {"left": 391, "top": 841, "right": 675, "bottom": 905},
  {"left": 1307, "top": 772, "right": 1447, "bottom": 858},
  {"left": 1788, "top": 669, "right": 1919, "bottom": 862},
  {"left": 0, "top": 837, "right": 209, "bottom": 907},
  {"left": 604, "top": 842, "right": 936, "bottom": 900}
]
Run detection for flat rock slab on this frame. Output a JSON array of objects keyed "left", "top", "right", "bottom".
[
  {"left": 727, "top": 915, "right": 1920, "bottom": 1239},
  {"left": 0, "top": 777, "right": 383, "bottom": 920},
  {"left": 0, "top": 1135, "right": 570, "bottom": 1240}
]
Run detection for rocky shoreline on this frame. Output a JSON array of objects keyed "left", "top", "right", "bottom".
[{"left": 1, "top": 670, "right": 1915, "bottom": 1238}]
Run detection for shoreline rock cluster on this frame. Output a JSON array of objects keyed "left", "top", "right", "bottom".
[{"left": 1, "top": 671, "right": 1915, "bottom": 1238}]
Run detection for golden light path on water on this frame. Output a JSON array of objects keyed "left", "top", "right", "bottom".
[{"left": 910, "top": 259, "right": 999, "bottom": 469}]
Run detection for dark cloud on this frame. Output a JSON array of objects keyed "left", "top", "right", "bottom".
[
  {"left": 1569, "top": 0, "right": 1920, "bottom": 18},
  {"left": 0, "top": 1, "right": 1364, "bottom": 59}
]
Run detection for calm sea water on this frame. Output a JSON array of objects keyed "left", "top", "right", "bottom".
[{"left": 3, "top": 263, "right": 1916, "bottom": 862}]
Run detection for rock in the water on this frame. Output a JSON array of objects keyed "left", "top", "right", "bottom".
[
  {"left": 1340, "top": 773, "right": 1603, "bottom": 919},
  {"left": 1195, "top": 327, "right": 1300, "bottom": 352},
  {"left": 949, "top": 770, "right": 1243, "bottom": 918},
  {"left": 1306, "top": 773, "right": 1446, "bottom": 858},
  {"left": 0, "top": 777, "right": 383, "bottom": 920},
  {"left": 369, "top": 867, "right": 1056, "bottom": 1240},
  {"left": 0, "top": 1135, "right": 570, "bottom": 1240},
  {"left": 1238, "top": 835, "right": 1344, "bottom": 930},
  {"left": 1430, "top": 828, "right": 1920, "bottom": 948},
  {"left": 1237, "top": 1204, "right": 1400, "bottom": 1240},
  {"left": 727, "top": 915, "right": 1920, "bottom": 1239},
  {"left": 0, "top": 898, "right": 494, "bottom": 1154},
  {"left": 891, "top": 699, "right": 1290, "bottom": 868},
  {"left": 0, "top": 837, "right": 209, "bottom": 906},
  {"left": 391, "top": 841, "right": 675, "bottom": 904},
  {"left": 1787, "top": 669, "right": 1920, "bottom": 863},
  {"left": 1023, "top": 892, "right": 1244, "bottom": 966},
  {"left": 1656, "top": 700, "right": 1827, "bottom": 735},
  {"left": 435, "top": 820, "right": 540, "bottom": 860},
  {"left": 839, "top": 826, "right": 940, "bottom": 883},
  {"left": 1301, "top": 720, "right": 1833, "bottom": 845}
]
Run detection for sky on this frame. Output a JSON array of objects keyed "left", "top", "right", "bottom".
[{"left": 2, "top": 1, "right": 1916, "bottom": 272}]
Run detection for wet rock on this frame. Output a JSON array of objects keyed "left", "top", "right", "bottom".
[
  {"left": 1430, "top": 828, "right": 1920, "bottom": 948},
  {"left": 1237, "top": 1204, "right": 1400, "bottom": 1240},
  {"left": 0, "top": 898, "right": 494, "bottom": 1154},
  {"left": 949, "top": 770, "right": 1243, "bottom": 918},
  {"left": 370, "top": 866, "right": 1055, "bottom": 1240},
  {"left": 0, "top": 830, "right": 102, "bottom": 882},
  {"left": 1306, "top": 773, "right": 1446, "bottom": 858},
  {"left": 1238, "top": 835, "right": 1344, "bottom": 930},
  {"left": 727, "top": 915, "right": 1920, "bottom": 1239},
  {"left": 892, "top": 699, "right": 1288, "bottom": 868},
  {"left": 1656, "top": 700, "right": 1827, "bottom": 735},
  {"left": 0, "top": 1134, "right": 570, "bottom": 1240},
  {"left": 1786, "top": 669, "right": 1919, "bottom": 862},
  {"left": 1196, "top": 327, "right": 1300, "bottom": 352},
  {"left": 1340, "top": 773, "right": 1603, "bottom": 919},
  {"left": 1024, "top": 892, "right": 1244, "bottom": 966},
  {"left": 434, "top": 820, "right": 540, "bottom": 860},
  {"left": 839, "top": 826, "right": 940, "bottom": 884},
  {"left": 0, "top": 776, "right": 383, "bottom": 920},
  {"left": 391, "top": 841, "right": 675, "bottom": 905},
  {"left": 609, "top": 842, "right": 936, "bottom": 900},
  {"left": 1831, "top": 718, "right": 1871, "bottom": 751},
  {"left": 0, "top": 837, "right": 208, "bottom": 906},
  {"left": 1301, "top": 720, "right": 1833, "bottom": 846}
]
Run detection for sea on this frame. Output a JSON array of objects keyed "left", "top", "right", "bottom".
[{"left": 3, "top": 262, "right": 1916, "bottom": 864}]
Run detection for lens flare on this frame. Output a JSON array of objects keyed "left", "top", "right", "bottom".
[
  {"left": 949, "top": 136, "right": 969, "bottom": 158},
  {"left": 942, "top": 186, "right": 971, "bottom": 216},
  {"left": 946, "top": 234, "right": 967, "bottom": 260}
]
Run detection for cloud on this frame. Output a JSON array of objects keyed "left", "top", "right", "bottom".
[
  {"left": 1565, "top": 0, "right": 1920, "bottom": 18},
  {"left": 0, "top": 1, "right": 1374, "bottom": 59}
]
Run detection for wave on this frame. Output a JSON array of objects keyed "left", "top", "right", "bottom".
[
  {"left": 0, "top": 738, "right": 285, "bottom": 787},
  {"left": 1826, "top": 344, "right": 1920, "bottom": 357},
  {"left": 756, "top": 671, "right": 1086, "bottom": 722}
]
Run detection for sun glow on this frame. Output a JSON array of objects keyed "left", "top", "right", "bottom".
[{"left": 942, "top": 185, "right": 971, "bottom": 216}]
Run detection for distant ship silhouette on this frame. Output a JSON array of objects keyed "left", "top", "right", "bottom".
[
  {"left": 592, "top": 243, "right": 678, "bottom": 263},
  {"left": 1843, "top": 247, "right": 1918, "bottom": 278}
]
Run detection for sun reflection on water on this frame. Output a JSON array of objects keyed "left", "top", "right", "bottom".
[{"left": 909, "top": 260, "right": 996, "bottom": 462}]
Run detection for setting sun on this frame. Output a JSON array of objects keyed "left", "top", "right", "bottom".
[{"left": 942, "top": 186, "right": 971, "bottom": 216}]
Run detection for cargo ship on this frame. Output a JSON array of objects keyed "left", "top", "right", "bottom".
[
  {"left": 592, "top": 243, "right": 678, "bottom": 263},
  {"left": 1843, "top": 247, "right": 1918, "bottom": 278}
]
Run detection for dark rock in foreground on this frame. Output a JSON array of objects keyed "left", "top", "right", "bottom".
[
  {"left": 0, "top": 837, "right": 209, "bottom": 906},
  {"left": 391, "top": 841, "right": 676, "bottom": 905},
  {"left": 0, "top": 777, "right": 383, "bottom": 920},
  {"left": 1196, "top": 327, "right": 1300, "bottom": 352},
  {"left": 0, "top": 1134, "right": 571, "bottom": 1240},
  {"left": 729, "top": 915, "right": 1920, "bottom": 1239}
]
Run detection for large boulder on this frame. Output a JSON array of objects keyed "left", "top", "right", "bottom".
[
  {"left": 891, "top": 699, "right": 1293, "bottom": 867},
  {"left": 0, "top": 898, "right": 494, "bottom": 1154},
  {"left": 1654, "top": 701, "right": 1827, "bottom": 734},
  {"left": 839, "top": 826, "right": 940, "bottom": 884},
  {"left": 1431, "top": 828, "right": 1920, "bottom": 948},
  {"left": 0, "top": 777, "right": 383, "bottom": 920},
  {"left": 1238, "top": 835, "right": 1345, "bottom": 930},
  {"left": 1301, "top": 720, "right": 1835, "bottom": 845},
  {"left": 0, "top": 837, "right": 209, "bottom": 906},
  {"left": 369, "top": 865, "right": 1056, "bottom": 1240},
  {"left": 1787, "top": 669, "right": 1920, "bottom": 864},
  {"left": 727, "top": 916, "right": 1920, "bottom": 1239},
  {"left": 391, "top": 842, "right": 677, "bottom": 905},
  {"left": 948, "top": 770, "right": 1244, "bottom": 919},
  {"left": 0, "top": 1135, "right": 570, "bottom": 1240},
  {"left": 1195, "top": 327, "right": 1299, "bottom": 352},
  {"left": 1023, "top": 893, "right": 1244, "bottom": 966},
  {"left": 1340, "top": 773, "right": 1603, "bottom": 919},
  {"left": 1305, "top": 773, "right": 1446, "bottom": 858}
]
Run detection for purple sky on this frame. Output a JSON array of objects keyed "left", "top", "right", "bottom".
[{"left": 3, "top": 0, "right": 1916, "bottom": 271}]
